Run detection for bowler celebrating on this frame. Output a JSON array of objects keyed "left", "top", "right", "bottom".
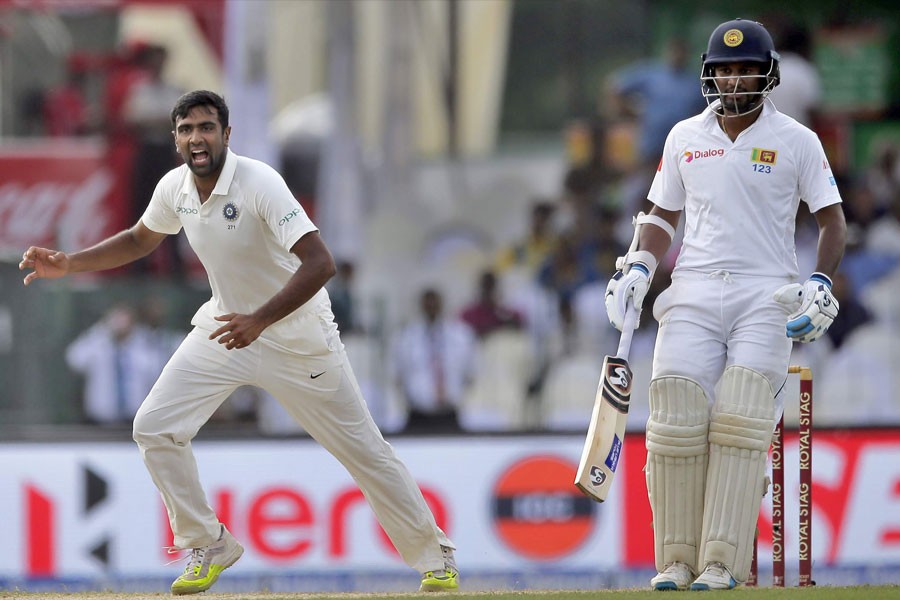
[{"left": 20, "top": 90, "right": 459, "bottom": 595}]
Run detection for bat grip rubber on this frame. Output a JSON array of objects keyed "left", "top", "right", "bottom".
[{"left": 616, "top": 304, "right": 638, "bottom": 360}]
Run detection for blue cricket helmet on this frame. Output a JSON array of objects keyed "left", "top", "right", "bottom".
[{"left": 700, "top": 19, "right": 781, "bottom": 115}]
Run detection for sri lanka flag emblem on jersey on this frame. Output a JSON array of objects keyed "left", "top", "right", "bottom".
[{"left": 751, "top": 148, "right": 777, "bottom": 165}]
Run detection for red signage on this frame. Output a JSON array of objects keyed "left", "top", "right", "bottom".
[{"left": 0, "top": 141, "right": 125, "bottom": 258}]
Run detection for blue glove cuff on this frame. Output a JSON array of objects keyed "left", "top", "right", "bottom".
[
  {"left": 631, "top": 262, "right": 650, "bottom": 276},
  {"left": 810, "top": 272, "right": 832, "bottom": 288}
]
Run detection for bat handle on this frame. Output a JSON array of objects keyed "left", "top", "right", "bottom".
[{"left": 616, "top": 304, "right": 638, "bottom": 360}]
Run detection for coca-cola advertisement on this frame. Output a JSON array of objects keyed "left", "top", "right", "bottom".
[{"left": 0, "top": 141, "right": 126, "bottom": 260}]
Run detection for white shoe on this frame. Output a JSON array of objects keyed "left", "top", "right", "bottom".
[
  {"left": 690, "top": 562, "right": 736, "bottom": 591},
  {"left": 650, "top": 562, "right": 695, "bottom": 591}
]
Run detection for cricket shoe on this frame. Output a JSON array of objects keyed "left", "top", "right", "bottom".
[
  {"left": 690, "top": 562, "right": 736, "bottom": 591},
  {"left": 418, "top": 545, "right": 459, "bottom": 592},
  {"left": 171, "top": 524, "right": 244, "bottom": 595},
  {"left": 650, "top": 562, "right": 695, "bottom": 591}
]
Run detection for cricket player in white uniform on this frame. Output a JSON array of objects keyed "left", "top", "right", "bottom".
[
  {"left": 20, "top": 90, "right": 458, "bottom": 595},
  {"left": 605, "top": 19, "right": 846, "bottom": 590}
]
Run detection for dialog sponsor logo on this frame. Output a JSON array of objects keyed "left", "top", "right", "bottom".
[{"left": 683, "top": 148, "right": 724, "bottom": 163}]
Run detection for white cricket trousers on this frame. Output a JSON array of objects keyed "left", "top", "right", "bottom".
[
  {"left": 133, "top": 326, "right": 453, "bottom": 573},
  {"left": 651, "top": 270, "right": 794, "bottom": 411}
]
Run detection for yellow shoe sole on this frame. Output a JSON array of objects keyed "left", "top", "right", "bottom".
[
  {"left": 171, "top": 564, "right": 228, "bottom": 595},
  {"left": 419, "top": 570, "right": 460, "bottom": 592}
]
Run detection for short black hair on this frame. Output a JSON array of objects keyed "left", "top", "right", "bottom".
[{"left": 170, "top": 90, "right": 229, "bottom": 130}]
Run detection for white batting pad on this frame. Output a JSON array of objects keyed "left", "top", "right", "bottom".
[
  {"left": 700, "top": 365, "right": 775, "bottom": 582},
  {"left": 645, "top": 376, "right": 709, "bottom": 572}
]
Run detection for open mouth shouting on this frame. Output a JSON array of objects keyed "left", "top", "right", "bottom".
[{"left": 191, "top": 148, "right": 211, "bottom": 167}]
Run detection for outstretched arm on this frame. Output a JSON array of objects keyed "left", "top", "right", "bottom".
[{"left": 19, "top": 221, "right": 167, "bottom": 285}]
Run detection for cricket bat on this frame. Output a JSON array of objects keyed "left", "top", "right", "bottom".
[{"left": 574, "top": 305, "right": 638, "bottom": 502}]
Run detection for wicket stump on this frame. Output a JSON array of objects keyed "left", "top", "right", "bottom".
[{"left": 748, "top": 365, "right": 813, "bottom": 587}]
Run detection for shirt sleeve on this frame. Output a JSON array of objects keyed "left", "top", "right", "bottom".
[
  {"left": 647, "top": 127, "right": 687, "bottom": 211},
  {"left": 256, "top": 165, "right": 317, "bottom": 252},
  {"left": 797, "top": 129, "right": 842, "bottom": 213},
  {"left": 140, "top": 172, "right": 183, "bottom": 235}
]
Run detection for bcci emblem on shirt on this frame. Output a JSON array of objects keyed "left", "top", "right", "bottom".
[{"left": 223, "top": 202, "right": 239, "bottom": 221}]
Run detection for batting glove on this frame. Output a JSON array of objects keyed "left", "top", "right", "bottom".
[
  {"left": 605, "top": 262, "right": 650, "bottom": 331},
  {"left": 773, "top": 272, "right": 839, "bottom": 343}
]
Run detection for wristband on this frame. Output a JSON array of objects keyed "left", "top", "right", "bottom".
[
  {"left": 631, "top": 262, "right": 650, "bottom": 276},
  {"left": 810, "top": 272, "right": 832, "bottom": 288}
]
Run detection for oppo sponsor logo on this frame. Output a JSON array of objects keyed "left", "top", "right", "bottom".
[
  {"left": 279, "top": 208, "right": 301, "bottom": 226},
  {"left": 683, "top": 148, "right": 725, "bottom": 163},
  {"left": 175, "top": 206, "right": 199, "bottom": 215}
]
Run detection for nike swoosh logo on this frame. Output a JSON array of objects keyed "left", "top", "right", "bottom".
[{"left": 310, "top": 371, "right": 326, "bottom": 379}]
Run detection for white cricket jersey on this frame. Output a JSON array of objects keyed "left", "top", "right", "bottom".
[
  {"left": 141, "top": 149, "right": 329, "bottom": 339},
  {"left": 648, "top": 100, "right": 841, "bottom": 278}
]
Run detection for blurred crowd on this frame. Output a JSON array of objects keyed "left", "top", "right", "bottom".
[
  {"left": 29, "top": 40, "right": 190, "bottom": 276},
  {"left": 40, "top": 25, "right": 900, "bottom": 434}
]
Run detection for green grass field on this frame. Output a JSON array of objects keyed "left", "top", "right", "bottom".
[{"left": 4, "top": 586, "right": 900, "bottom": 600}]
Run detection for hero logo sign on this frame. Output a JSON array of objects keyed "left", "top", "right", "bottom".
[
  {"left": 163, "top": 485, "right": 448, "bottom": 562},
  {"left": 22, "top": 471, "right": 450, "bottom": 573}
]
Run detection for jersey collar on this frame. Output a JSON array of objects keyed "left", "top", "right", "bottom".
[{"left": 211, "top": 149, "right": 238, "bottom": 196}]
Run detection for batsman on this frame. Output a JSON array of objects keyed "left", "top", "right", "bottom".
[{"left": 604, "top": 19, "right": 845, "bottom": 590}]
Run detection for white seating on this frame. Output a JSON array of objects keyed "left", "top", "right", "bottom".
[
  {"left": 343, "top": 332, "right": 407, "bottom": 434},
  {"left": 459, "top": 329, "right": 536, "bottom": 431},
  {"left": 815, "top": 323, "right": 899, "bottom": 426},
  {"left": 539, "top": 352, "right": 603, "bottom": 431}
]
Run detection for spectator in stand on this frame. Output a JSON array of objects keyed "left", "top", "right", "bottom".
[
  {"left": 137, "top": 294, "right": 186, "bottom": 372},
  {"left": 609, "top": 37, "right": 705, "bottom": 168},
  {"left": 326, "top": 260, "right": 361, "bottom": 335},
  {"left": 122, "top": 43, "right": 187, "bottom": 278},
  {"left": 42, "top": 54, "right": 93, "bottom": 137},
  {"left": 608, "top": 37, "right": 707, "bottom": 216},
  {"left": 101, "top": 40, "right": 158, "bottom": 235},
  {"left": 392, "top": 288, "right": 477, "bottom": 434},
  {"left": 104, "top": 40, "right": 156, "bottom": 136},
  {"left": 556, "top": 165, "right": 599, "bottom": 243},
  {"left": 867, "top": 190, "right": 900, "bottom": 258},
  {"left": 864, "top": 142, "right": 900, "bottom": 214},
  {"left": 65, "top": 303, "right": 164, "bottom": 425},
  {"left": 826, "top": 271, "right": 872, "bottom": 350},
  {"left": 459, "top": 270, "right": 525, "bottom": 338},
  {"left": 768, "top": 23, "right": 822, "bottom": 128},
  {"left": 494, "top": 200, "right": 558, "bottom": 277},
  {"left": 538, "top": 170, "right": 620, "bottom": 310},
  {"left": 538, "top": 228, "right": 605, "bottom": 308},
  {"left": 839, "top": 175, "right": 897, "bottom": 291}
]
